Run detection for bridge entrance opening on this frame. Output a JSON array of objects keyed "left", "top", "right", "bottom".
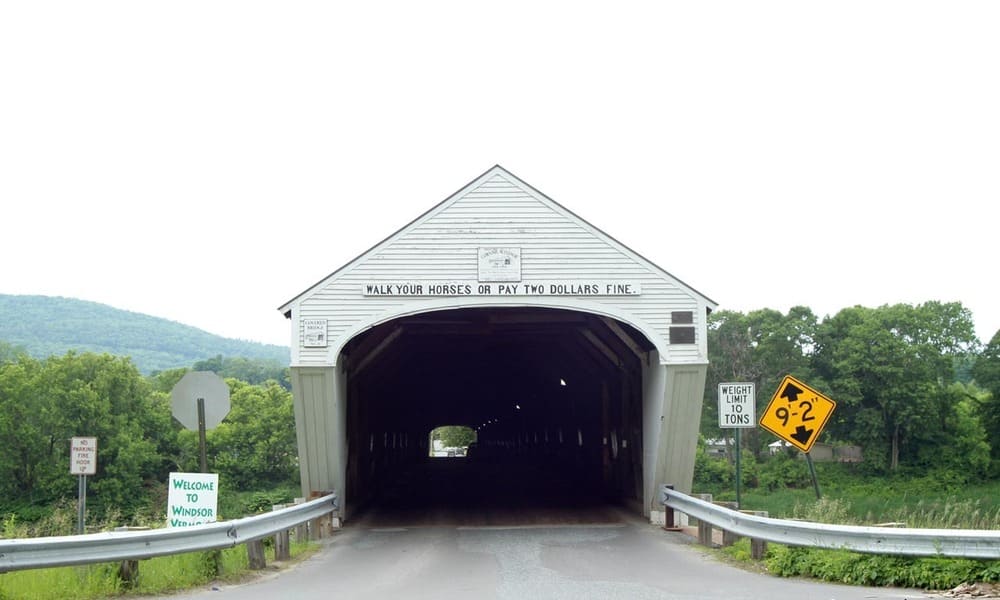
[
  {"left": 281, "top": 167, "right": 714, "bottom": 527},
  {"left": 342, "top": 307, "right": 651, "bottom": 526},
  {"left": 429, "top": 425, "right": 476, "bottom": 457}
]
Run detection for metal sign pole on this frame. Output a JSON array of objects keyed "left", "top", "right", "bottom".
[
  {"left": 719, "top": 382, "right": 755, "bottom": 511},
  {"left": 805, "top": 452, "right": 822, "bottom": 499},
  {"left": 77, "top": 474, "right": 86, "bottom": 534},
  {"left": 735, "top": 428, "right": 742, "bottom": 509},
  {"left": 197, "top": 397, "right": 208, "bottom": 473}
]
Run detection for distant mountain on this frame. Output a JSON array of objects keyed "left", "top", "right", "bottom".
[{"left": 0, "top": 294, "right": 289, "bottom": 374}]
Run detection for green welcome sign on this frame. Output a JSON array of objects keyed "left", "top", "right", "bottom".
[{"left": 167, "top": 472, "right": 219, "bottom": 527}]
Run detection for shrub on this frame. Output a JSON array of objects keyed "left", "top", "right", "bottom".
[
  {"left": 766, "top": 547, "right": 1000, "bottom": 589},
  {"left": 758, "top": 454, "right": 811, "bottom": 491}
]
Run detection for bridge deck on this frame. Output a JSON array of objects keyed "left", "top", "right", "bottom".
[{"left": 352, "top": 456, "right": 629, "bottom": 528}]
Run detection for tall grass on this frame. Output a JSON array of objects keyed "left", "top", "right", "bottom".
[
  {"left": 720, "top": 470, "right": 1000, "bottom": 529},
  {"left": 0, "top": 543, "right": 315, "bottom": 599},
  {"left": 706, "top": 466, "right": 1000, "bottom": 588},
  {"left": 0, "top": 491, "right": 317, "bottom": 600}
]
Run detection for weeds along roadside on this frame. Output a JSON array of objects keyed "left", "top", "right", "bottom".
[
  {"left": 0, "top": 487, "right": 319, "bottom": 600},
  {"left": 698, "top": 469, "right": 1000, "bottom": 590}
]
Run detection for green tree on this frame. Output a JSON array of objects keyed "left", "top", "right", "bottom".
[
  {"left": 433, "top": 425, "right": 477, "bottom": 449},
  {"left": 191, "top": 355, "right": 290, "bottom": 389},
  {"left": 704, "top": 307, "right": 818, "bottom": 459},
  {"left": 177, "top": 379, "right": 298, "bottom": 490},
  {"left": 0, "top": 355, "right": 47, "bottom": 499},
  {"left": 813, "top": 302, "right": 978, "bottom": 473},
  {"left": 147, "top": 367, "right": 190, "bottom": 394},
  {"left": 972, "top": 329, "right": 1000, "bottom": 465},
  {"left": 911, "top": 382, "right": 990, "bottom": 478},
  {"left": 0, "top": 352, "right": 176, "bottom": 514},
  {"left": 0, "top": 341, "right": 29, "bottom": 364}
]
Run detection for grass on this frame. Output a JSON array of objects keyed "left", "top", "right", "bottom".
[
  {"left": 0, "top": 540, "right": 318, "bottom": 599},
  {"left": 702, "top": 462, "right": 1000, "bottom": 528},
  {"left": 0, "top": 485, "right": 319, "bottom": 600},
  {"left": 700, "top": 465, "right": 1000, "bottom": 589},
  {"left": 733, "top": 481, "right": 1000, "bottom": 529}
]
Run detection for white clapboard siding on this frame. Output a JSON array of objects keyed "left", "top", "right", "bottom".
[{"left": 281, "top": 166, "right": 716, "bottom": 366}]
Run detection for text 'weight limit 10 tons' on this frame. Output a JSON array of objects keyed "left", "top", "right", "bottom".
[{"left": 718, "top": 383, "right": 756, "bottom": 428}]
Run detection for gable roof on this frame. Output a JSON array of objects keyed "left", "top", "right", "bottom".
[{"left": 279, "top": 164, "right": 716, "bottom": 316}]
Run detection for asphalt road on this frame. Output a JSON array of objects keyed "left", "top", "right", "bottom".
[{"left": 163, "top": 513, "right": 935, "bottom": 600}]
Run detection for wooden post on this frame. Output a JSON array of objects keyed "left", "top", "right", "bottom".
[
  {"left": 309, "top": 490, "right": 337, "bottom": 538},
  {"left": 118, "top": 559, "right": 139, "bottom": 588},
  {"left": 272, "top": 504, "right": 290, "bottom": 561},
  {"left": 696, "top": 494, "right": 714, "bottom": 547},
  {"left": 722, "top": 529, "right": 740, "bottom": 547},
  {"left": 714, "top": 502, "right": 739, "bottom": 546},
  {"left": 697, "top": 519, "right": 714, "bottom": 546},
  {"left": 294, "top": 497, "right": 308, "bottom": 543},
  {"left": 661, "top": 484, "right": 683, "bottom": 531},
  {"left": 309, "top": 517, "right": 323, "bottom": 540},
  {"left": 746, "top": 510, "right": 769, "bottom": 559},
  {"left": 113, "top": 526, "right": 144, "bottom": 587},
  {"left": 246, "top": 540, "right": 267, "bottom": 569},
  {"left": 274, "top": 530, "right": 290, "bottom": 561}
]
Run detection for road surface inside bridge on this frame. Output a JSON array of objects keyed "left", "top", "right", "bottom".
[
  {"left": 156, "top": 459, "right": 934, "bottom": 600},
  {"left": 355, "top": 456, "right": 628, "bottom": 528}
]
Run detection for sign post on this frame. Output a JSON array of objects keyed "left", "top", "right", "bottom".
[
  {"left": 718, "top": 383, "right": 755, "bottom": 508},
  {"left": 70, "top": 437, "right": 97, "bottom": 534},
  {"left": 759, "top": 375, "right": 837, "bottom": 499}
]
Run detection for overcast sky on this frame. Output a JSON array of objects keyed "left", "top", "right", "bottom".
[{"left": 2, "top": 2, "right": 997, "bottom": 348}]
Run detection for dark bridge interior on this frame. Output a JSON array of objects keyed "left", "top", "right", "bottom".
[{"left": 339, "top": 307, "right": 653, "bottom": 525}]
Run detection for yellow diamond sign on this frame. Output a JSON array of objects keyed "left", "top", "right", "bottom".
[{"left": 759, "top": 375, "right": 836, "bottom": 453}]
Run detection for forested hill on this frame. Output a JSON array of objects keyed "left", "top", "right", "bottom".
[{"left": 0, "top": 294, "right": 289, "bottom": 374}]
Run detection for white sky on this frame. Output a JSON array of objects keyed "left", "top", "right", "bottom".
[{"left": 1, "top": 2, "right": 998, "bottom": 348}]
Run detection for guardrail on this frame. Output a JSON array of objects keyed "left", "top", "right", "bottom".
[
  {"left": 0, "top": 492, "right": 338, "bottom": 575},
  {"left": 660, "top": 485, "right": 1000, "bottom": 559}
]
